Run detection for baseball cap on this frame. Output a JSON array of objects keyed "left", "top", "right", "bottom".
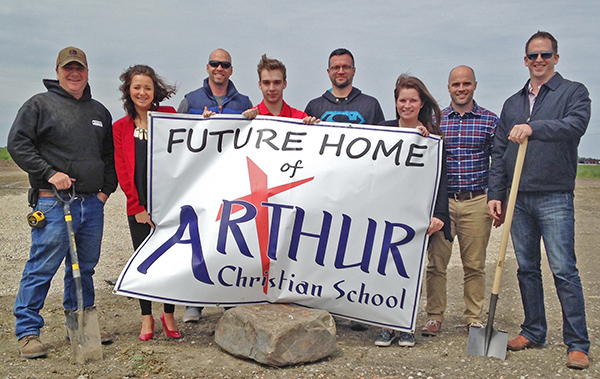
[{"left": 56, "top": 46, "right": 88, "bottom": 68}]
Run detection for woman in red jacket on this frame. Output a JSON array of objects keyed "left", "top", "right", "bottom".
[{"left": 114, "top": 65, "right": 181, "bottom": 341}]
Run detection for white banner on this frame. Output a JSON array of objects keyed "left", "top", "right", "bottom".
[{"left": 115, "top": 113, "right": 443, "bottom": 332}]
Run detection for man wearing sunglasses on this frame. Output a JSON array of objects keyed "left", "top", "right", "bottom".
[
  {"left": 177, "top": 48, "right": 252, "bottom": 115},
  {"left": 488, "top": 31, "right": 590, "bottom": 370},
  {"left": 304, "top": 48, "right": 384, "bottom": 125},
  {"left": 177, "top": 48, "right": 252, "bottom": 323}
]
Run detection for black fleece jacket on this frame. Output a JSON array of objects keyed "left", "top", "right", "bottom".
[{"left": 8, "top": 79, "right": 117, "bottom": 196}]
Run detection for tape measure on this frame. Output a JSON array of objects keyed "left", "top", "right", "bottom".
[{"left": 27, "top": 210, "right": 46, "bottom": 228}]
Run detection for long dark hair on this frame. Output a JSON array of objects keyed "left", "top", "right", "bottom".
[
  {"left": 394, "top": 74, "right": 442, "bottom": 136},
  {"left": 119, "top": 65, "right": 177, "bottom": 120}
]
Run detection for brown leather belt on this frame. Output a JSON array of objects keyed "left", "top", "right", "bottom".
[
  {"left": 38, "top": 190, "right": 95, "bottom": 198},
  {"left": 449, "top": 189, "right": 486, "bottom": 201},
  {"left": 38, "top": 190, "right": 57, "bottom": 197}
]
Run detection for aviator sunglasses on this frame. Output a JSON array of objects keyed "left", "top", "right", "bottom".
[
  {"left": 526, "top": 51, "right": 554, "bottom": 60},
  {"left": 208, "top": 60, "right": 232, "bottom": 69}
]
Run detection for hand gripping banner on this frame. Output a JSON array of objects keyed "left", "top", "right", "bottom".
[{"left": 115, "top": 113, "right": 443, "bottom": 332}]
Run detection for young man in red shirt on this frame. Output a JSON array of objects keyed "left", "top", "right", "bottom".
[{"left": 243, "top": 54, "right": 318, "bottom": 124}]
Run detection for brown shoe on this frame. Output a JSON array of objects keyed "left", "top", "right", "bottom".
[
  {"left": 507, "top": 335, "right": 535, "bottom": 351},
  {"left": 566, "top": 351, "right": 589, "bottom": 369},
  {"left": 18, "top": 335, "right": 47, "bottom": 359},
  {"left": 421, "top": 319, "right": 442, "bottom": 336}
]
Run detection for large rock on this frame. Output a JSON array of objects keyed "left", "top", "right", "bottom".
[{"left": 214, "top": 304, "right": 337, "bottom": 366}]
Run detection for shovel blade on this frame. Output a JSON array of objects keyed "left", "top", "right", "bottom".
[
  {"left": 466, "top": 326, "right": 508, "bottom": 360},
  {"left": 65, "top": 306, "right": 103, "bottom": 364}
]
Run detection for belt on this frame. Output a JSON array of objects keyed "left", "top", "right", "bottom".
[
  {"left": 38, "top": 190, "right": 57, "bottom": 198},
  {"left": 449, "top": 189, "right": 486, "bottom": 201},
  {"left": 38, "top": 189, "right": 95, "bottom": 198}
]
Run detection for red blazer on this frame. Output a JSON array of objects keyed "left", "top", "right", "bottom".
[{"left": 113, "top": 106, "right": 176, "bottom": 216}]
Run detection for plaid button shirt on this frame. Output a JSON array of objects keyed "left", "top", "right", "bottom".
[{"left": 441, "top": 102, "right": 498, "bottom": 194}]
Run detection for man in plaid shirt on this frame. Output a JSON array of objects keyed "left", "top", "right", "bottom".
[{"left": 421, "top": 65, "right": 498, "bottom": 337}]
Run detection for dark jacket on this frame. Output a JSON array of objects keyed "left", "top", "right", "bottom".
[
  {"left": 488, "top": 73, "right": 590, "bottom": 202},
  {"left": 305, "top": 87, "right": 385, "bottom": 125},
  {"left": 180, "top": 78, "right": 252, "bottom": 114},
  {"left": 7, "top": 79, "right": 117, "bottom": 196},
  {"left": 380, "top": 119, "right": 452, "bottom": 242}
]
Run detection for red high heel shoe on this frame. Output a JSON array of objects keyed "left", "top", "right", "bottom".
[
  {"left": 160, "top": 312, "right": 181, "bottom": 339},
  {"left": 139, "top": 318, "right": 154, "bottom": 341}
]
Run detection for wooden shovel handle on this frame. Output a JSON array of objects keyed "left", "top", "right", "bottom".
[{"left": 491, "top": 138, "right": 528, "bottom": 295}]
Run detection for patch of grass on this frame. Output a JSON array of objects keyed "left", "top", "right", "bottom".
[
  {"left": 577, "top": 164, "right": 600, "bottom": 179},
  {"left": 0, "top": 147, "right": 11, "bottom": 161},
  {"left": 131, "top": 354, "right": 147, "bottom": 370}
]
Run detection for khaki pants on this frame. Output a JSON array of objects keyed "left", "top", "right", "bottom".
[{"left": 425, "top": 193, "right": 492, "bottom": 324}]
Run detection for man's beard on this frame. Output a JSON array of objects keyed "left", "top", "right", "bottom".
[{"left": 335, "top": 79, "right": 351, "bottom": 89}]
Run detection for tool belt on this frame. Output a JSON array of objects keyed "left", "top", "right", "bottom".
[{"left": 28, "top": 188, "right": 96, "bottom": 208}]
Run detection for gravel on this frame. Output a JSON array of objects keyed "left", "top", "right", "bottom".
[{"left": 0, "top": 164, "right": 597, "bottom": 378}]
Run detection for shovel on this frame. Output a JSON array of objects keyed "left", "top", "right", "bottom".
[
  {"left": 53, "top": 185, "right": 103, "bottom": 364},
  {"left": 466, "top": 137, "right": 528, "bottom": 360}
]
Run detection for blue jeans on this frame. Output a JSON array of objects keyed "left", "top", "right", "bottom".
[
  {"left": 510, "top": 191, "right": 589, "bottom": 354},
  {"left": 14, "top": 194, "right": 105, "bottom": 339}
]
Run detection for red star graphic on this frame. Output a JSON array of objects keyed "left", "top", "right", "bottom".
[{"left": 217, "top": 157, "right": 313, "bottom": 293}]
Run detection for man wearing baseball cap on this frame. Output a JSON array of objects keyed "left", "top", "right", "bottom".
[
  {"left": 56, "top": 46, "right": 88, "bottom": 67},
  {"left": 8, "top": 46, "right": 117, "bottom": 358}
]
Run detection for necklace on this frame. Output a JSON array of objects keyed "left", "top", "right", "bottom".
[
  {"left": 133, "top": 114, "right": 148, "bottom": 140},
  {"left": 134, "top": 126, "right": 147, "bottom": 140}
]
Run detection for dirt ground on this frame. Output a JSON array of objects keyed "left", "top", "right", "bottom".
[{"left": 0, "top": 162, "right": 597, "bottom": 379}]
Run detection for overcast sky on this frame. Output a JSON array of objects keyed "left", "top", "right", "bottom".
[{"left": 1, "top": 1, "right": 599, "bottom": 157}]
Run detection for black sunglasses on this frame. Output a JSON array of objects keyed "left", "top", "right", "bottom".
[
  {"left": 526, "top": 51, "right": 554, "bottom": 60},
  {"left": 208, "top": 60, "right": 232, "bottom": 69}
]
